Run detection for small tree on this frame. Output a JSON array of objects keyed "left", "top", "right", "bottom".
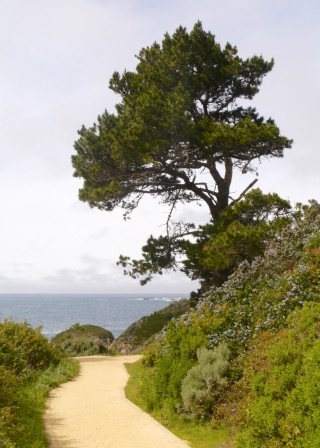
[{"left": 72, "top": 22, "right": 291, "bottom": 287}]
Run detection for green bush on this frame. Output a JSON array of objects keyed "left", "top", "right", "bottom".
[
  {"left": 0, "top": 366, "right": 21, "bottom": 406},
  {"left": 142, "top": 347, "right": 157, "bottom": 367},
  {"left": 58, "top": 335, "right": 109, "bottom": 356},
  {"left": 238, "top": 302, "right": 320, "bottom": 447},
  {"left": 52, "top": 323, "right": 114, "bottom": 356},
  {"left": 147, "top": 323, "right": 208, "bottom": 411},
  {"left": 0, "top": 320, "right": 61, "bottom": 375},
  {"left": 52, "top": 323, "right": 114, "bottom": 344},
  {"left": 181, "top": 344, "right": 230, "bottom": 420}
]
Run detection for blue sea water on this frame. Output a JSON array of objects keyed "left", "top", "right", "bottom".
[{"left": 0, "top": 293, "right": 188, "bottom": 339}]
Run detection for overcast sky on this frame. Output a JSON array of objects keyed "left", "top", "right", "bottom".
[{"left": 0, "top": 0, "right": 319, "bottom": 294}]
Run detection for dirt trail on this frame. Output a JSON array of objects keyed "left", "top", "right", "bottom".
[{"left": 45, "top": 356, "right": 190, "bottom": 448}]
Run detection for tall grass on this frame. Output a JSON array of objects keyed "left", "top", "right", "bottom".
[{"left": 2, "top": 358, "right": 79, "bottom": 448}]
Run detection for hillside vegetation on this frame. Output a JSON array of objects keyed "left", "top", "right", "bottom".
[
  {"left": 127, "top": 201, "right": 320, "bottom": 447},
  {"left": 110, "top": 299, "right": 191, "bottom": 354}
]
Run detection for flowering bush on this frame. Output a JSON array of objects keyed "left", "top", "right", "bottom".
[{"left": 141, "top": 201, "right": 320, "bottom": 419}]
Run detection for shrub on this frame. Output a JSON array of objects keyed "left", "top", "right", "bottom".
[
  {"left": 52, "top": 323, "right": 114, "bottom": 345},
  {"left": 0, "top": 320, "right": 61, "bottom": 375},
  {"left": 52, "top": 323, "right": 114, "bottom": 356},
  {"left": 142, "top": 347, "right": 157, "bottom": 367},
  {"left": 147, "top": 321, "right": 208, "bottom": 411},
  {"left": 0, "top": 366, "right": 21, "bottom": 406},
  {"left": 58, "top": 335, "right": 109, "bottom": 356},
  {"left": 181, "top": 344, "right": 230, "bottom": 420}
]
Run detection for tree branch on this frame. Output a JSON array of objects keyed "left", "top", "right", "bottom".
[
  {"left": 229, "top": 178, "right": 258, "bottom": 206},
  {"left": 166, "top": 190, "right": 180, "bottom": 240}
]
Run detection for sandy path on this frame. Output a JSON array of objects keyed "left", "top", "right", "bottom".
[{"left": 45, "top": 356, "right": 190, "bottom": 448}]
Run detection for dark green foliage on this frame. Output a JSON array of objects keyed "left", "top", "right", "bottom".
[
  {"left": 52, "top": 323, "right": 114, "bottom": 356},
  {"left": 183, "top": 189, "right": 292, "bottom": 290},
  {"left": 73, "top": 22, "right": 290, "bottom": 217},
  {"left": 181, "top": 344, "right": 230, "bottom": 420},
  {"left": 118, "top": 234, "right": 178, "bottom": 285},
  {"left": 238, "top": 303, "right": 320, "bottom": 447},
  {"left": 73, "top": 22, "right": 291, "bottom": 288}
]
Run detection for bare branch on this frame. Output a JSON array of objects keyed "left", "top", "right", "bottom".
[{"left": 229, "top": 178, "right": 258, "bottom": 206}]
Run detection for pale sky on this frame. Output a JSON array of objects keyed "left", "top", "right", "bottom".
[{"left": 0, "top": 0, "right": 319, "bottom": 293}]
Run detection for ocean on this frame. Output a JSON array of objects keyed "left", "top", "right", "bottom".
[{"left": 0, "top": 293, "right": 188, "bottom": 339}]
